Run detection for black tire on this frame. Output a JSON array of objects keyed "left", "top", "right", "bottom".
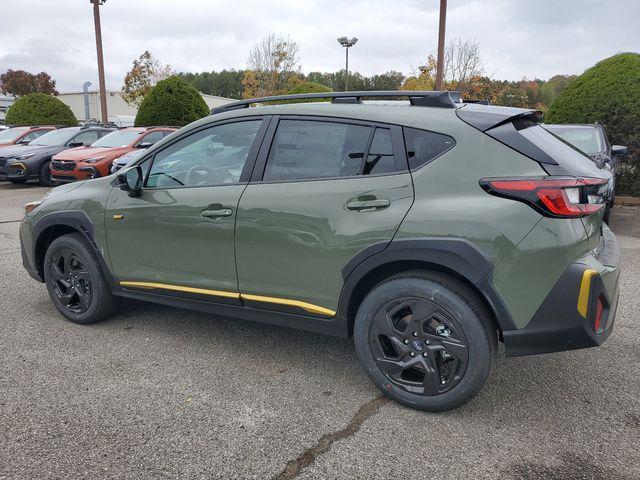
[
  {"left": 354, "top": 271, "right": 497, "bottom": 412},
  {"left": 44, "top": 233, "right": 120, "bottom": 324},
  {"left": 8, "top": 179, "right": 27, "bottom": 184},
  {"left": 38, "top": 159, "right": 54, "bottom": 187},
  {"left": 603, "top": 203, "right": 611, "bottom": 224}
]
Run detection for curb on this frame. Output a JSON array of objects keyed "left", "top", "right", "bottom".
[{"left": 615, "top": 196, "right": 640, "bottom": 206}]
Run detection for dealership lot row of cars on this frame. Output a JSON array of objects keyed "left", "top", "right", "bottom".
[{"left": 0, "top": 125, "right": 176, "bottom": 186}]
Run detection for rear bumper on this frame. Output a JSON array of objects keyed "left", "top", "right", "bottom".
[{"left": 503, "top": 224, "right": 621, "bottom": 357}]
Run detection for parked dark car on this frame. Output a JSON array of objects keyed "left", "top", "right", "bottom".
[
  {"left": 0, "top": 126, "right": 112, "bottom": 186},
  {"left": 544, "top": 124, "right": 627, "bottom": 221}
]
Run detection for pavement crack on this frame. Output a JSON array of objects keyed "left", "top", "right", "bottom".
[
  {"left": 272, "top": 396, "right": 389, "bottom": 480},
  {"left": 0, "top": 219, "right": 21, "bottom": 224}
]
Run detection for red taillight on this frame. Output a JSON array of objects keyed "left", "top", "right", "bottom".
[
  {"left": 480, "top": 177, "right": 608, "bottom": 218},
  {"left": 594, "top": 295, "right": 605, "bottom": 332}
]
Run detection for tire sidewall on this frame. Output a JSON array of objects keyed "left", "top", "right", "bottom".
[
  {"left": 44, "top": 235, "right": 107, "bottom": 324},
  {"left": 354, "top": 277, "right": 493, "bottom": 411},
  {"left": 38, "top": 160, "right": 52, "bottom": 187}
]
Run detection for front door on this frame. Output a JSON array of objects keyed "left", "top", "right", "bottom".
[
  {"left": 105, "top": 118, "right": 268, "bottom": 302},
  {"left": 235, "top": 117, "right": 414, "bottom": 316}
]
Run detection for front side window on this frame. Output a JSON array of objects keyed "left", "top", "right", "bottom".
[
  {"left": 22, "top": 130, "right": 48, "bottom": 143},
  {"left": 72, "top": 131, "right": 101, "bottom": 146},
  {"left": 263, "top": 120, "right": 372, "bottom": 181},
  {"left": 146, "top": 120, "right": 262, "bottom": 188},
  {"left": 404, "top": 127, "right": 456, "bottom": 171}
]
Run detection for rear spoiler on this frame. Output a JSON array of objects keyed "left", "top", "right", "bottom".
[
  {"left": 457, "top": 106, "right": 543, "bottom": 132},
  {"left": 457, "top": 105, "right": 557, "bottom": 165}
]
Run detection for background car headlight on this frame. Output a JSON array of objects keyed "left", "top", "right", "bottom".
[
  {"left": 84, "top": 156, "right": 106, "bottom": 164},
  {"left": 9, "top": 153, "right": 36, "bottom": 161}
]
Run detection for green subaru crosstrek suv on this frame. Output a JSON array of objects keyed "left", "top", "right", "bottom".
[{"left": 20, "top": 91, "right": 621, "bottom": 411}]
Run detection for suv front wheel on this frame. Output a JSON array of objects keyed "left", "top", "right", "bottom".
[
  {"left": 354, "top": 272, "right": 496, "bottom": 411},
  {"left": 44, "top": 233, "right": 120, "bottom": 324}
]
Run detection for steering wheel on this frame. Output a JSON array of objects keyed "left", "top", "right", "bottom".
[{"left": 185, "top": 164, "right": 230, "bottom": 186}]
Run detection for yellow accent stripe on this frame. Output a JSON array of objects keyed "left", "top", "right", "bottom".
[
  {"left": 118, "top": 281, "right": 335, "bottom": 316},
  {"left": 240, "top": 293, "right": 336, "bottom": 317},
  {"left": 577, "top": 269, "right": 598, "bottom": 318},
  {"left": 119, "top": 281, "right": 240, "bottom": 299}
]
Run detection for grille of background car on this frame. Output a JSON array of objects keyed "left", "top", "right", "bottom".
[
  {"left": 51, "top": 160, "right": 75, "bottom": 171},
  {"left": 0, "top": 158, "right": 6, "bottom": 166}
]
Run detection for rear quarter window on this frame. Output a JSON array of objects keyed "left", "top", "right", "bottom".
[{"left": 403, "top": 127, "right": 455, "bottom": 170}]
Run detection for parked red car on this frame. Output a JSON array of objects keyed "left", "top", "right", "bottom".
[
  {"left": 0, "top": 126, "right": 55, "bottom": 147},
  {"left": 50, "top": 127, "right": 176, "bottom": 183}
]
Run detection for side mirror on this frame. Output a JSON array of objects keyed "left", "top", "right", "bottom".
[
  {"left": 68, "top": 141, "right": 84, "bottom": 148},
  {"left": 611, "top": 145, "right": 628, "bottom": 157},
  {"left": 117, "top": 165, "right": 143, "bottom": 197},
  {"left": 136, "top": 142, "right": 152, "bottom": 149}
]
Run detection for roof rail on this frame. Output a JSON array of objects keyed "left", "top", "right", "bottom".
[
  {"left": 145, "top": 125, "right": 178, "bottom": 130},
  {"left": 211, "top": 90, "right": 462, "bottom": 115}
]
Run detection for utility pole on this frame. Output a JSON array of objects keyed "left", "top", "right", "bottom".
[
  {"left": 435, "top": 0, "right": 447, "bottom": 91},
  {"left": 337, "top": 37, "right": 358, "bottom": 91},
  {"left": 91, "top": 0, "right": 108, "bottom": 125}
]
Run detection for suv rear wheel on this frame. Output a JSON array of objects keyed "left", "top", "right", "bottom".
[
  {"left": 354, "top": 272, "right": 496, "bottom": 411},
  {"left": 44, "top": 233, "right": 120, "bottom": 324}
]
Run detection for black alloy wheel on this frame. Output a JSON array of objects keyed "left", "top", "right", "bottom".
[
  {"left": 354, "top": 273, "right": 496, "bottom": 411},
  {"left": 49, "top": 248, "right": 93, "bottom": 314},
  {"left": 370, "top": 297, "right": 469, "bottom": 396}
]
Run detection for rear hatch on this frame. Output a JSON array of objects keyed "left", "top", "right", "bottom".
[{"left": 458, "top": 103, "right": 611, "bottom": 252}]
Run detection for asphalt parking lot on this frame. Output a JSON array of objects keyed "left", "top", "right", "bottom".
[{"left": 1, "top": 182, "right": 639, "bottom": 480}]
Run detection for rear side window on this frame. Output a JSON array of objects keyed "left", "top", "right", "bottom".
[
  {"left": 403, "top": 127, "right": 455, "bottom": 170},
  {"left": 365, "top": 128, "right": 396, "bottom": 175},
  {"left": 263, "top": 120, "right": 371, "bottom": 181},
  {"left": 140, "top": 131, "right": 164, "bottom": 146}
]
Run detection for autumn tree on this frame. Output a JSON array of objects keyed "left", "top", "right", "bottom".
[
  {"left": 242, "top": 34, "right": 301, "bottom": 98},
  {"left": 401, "top": 56, "right": 437, "bottom": 91},
  {"left": 0, "top": 69, "right": 57, "bottom": 97},
  {"left": 122, "top": 51, "right": 174, "bottom": 106},
  {"left": 444, "top": 38, "right": 485, "bottom": 93}
]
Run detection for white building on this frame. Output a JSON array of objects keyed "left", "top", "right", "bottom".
[
  {"left": 0, "top": 95, "right": 15, "bottom": 124},
  {"left": 57, "top": 90, "right": 234, "bottom": 127}
]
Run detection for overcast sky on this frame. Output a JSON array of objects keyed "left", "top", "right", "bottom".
[{"left": 0, "top": 0, "right": 638, "bottom": 92}]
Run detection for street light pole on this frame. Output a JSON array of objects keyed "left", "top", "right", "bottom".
[
  {"left": 91, "top": 0, "right": 108, "bottom": 125},
  {"left": 435, "top": 0, "right": 447, "bottom": 91},
  {"left": 337, "top": 37, "right": 358, "bottom": 92}
]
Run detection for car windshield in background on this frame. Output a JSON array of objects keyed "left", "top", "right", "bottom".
[
  {"left": 30, "top": 129, "right": 77, "bottom": 146},
  {"left": 544, "top": 126, "right": 604, "bottom": 155},
  {"left": 91, "top": 130, "right": 142, "bottom": 148},
  {"left": 0, "top": 127, "right": 28, "bottom": 142}
]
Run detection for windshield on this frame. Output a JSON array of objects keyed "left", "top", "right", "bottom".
[
  {"left": 91, "top": 129, "right": 142, "bottom": 148},
  {"left": 0, "top": 127, "right": 27, "bottom": 142},
  {"left": 544, "top": 126, "right": 604, "bottom": 155},
  {"left": 30, "top": 129, "right": 77, "bottom": 146}
]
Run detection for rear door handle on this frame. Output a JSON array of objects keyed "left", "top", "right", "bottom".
[
  {"left": 345, "top": 199, "right": 391, "bottom": 211},
  {"left": 201, "top": 208, "right": 233, "bottom": 218}
]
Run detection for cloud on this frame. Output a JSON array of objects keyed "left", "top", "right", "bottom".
[{"left": 0, "top": 0, "right": 638, "bottom": 92}]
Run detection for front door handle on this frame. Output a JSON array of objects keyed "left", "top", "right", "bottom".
[
  {"left": 345, "top": 199, "right": 391, "bottom": 211},
  {"left": 201, "top": 208, "right": 233, "bottom": 218}
]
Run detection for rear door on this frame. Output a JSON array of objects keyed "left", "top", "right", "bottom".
[
  {"left": 235, "top": 116, "right": 414, "bottom": 316},
  {"left": 105, "top": 117, "right": 269, "bottom": 300}
]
